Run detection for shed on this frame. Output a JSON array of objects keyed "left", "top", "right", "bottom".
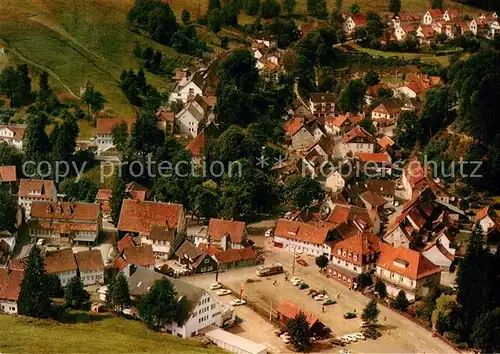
[{"left": 205, "top": 328, "right": 267, "bottom": 354}]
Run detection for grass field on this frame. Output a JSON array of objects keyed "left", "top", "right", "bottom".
[
  {"left": 0, "top": 0, "right": 191, "bottom": 117},
  {"left": 0, "top": 313, "right": 223, "bottom": 353}
]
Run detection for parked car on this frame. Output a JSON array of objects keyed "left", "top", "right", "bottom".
[
  {"left": 353, "top": 332, "right": 366, "bottom": 340},
  {"left": 314, "top": 294, "right": 328, "bottom": 301},
  {"left": 290, "top": 276, "right": 301, "bottom": 283},
  {"left": 292, "top": 279, "right": 302, "bottom": 286},
  {"left": 323, "top": 298, "right": 336, "bottom": 306},
  {"left": 299, "top": 283, "right": 309, "bottom": 290},
  {"left": 344, "top": 312, "right": 357, "bottom": 319},
  {"left": 216, "top": 289, "right": 232, "bottom": 296},
  {"left": 309, "top": 291, "right": 318, "bottom": 297},
  {"left": 307, "top": 289, "right": 318, "bottom": 295},
  {"left": 265, "top": 229, "right": 274, "bottom": 237},
  {"left": 230, "top": 299, "right": 247, "bottom": 306},
  {"left": 209, "top": 283, "right": 222, "bottom": 290},
  {"left": 297, "top": 258, "right": 308, "bottom": 266}
]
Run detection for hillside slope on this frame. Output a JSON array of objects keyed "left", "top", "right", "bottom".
[
  {"left": 0, "top": 0, "right": 191, "bottom": 115},
  {"left": 0, "top": 313, "right": 222, "bottom": 353}
]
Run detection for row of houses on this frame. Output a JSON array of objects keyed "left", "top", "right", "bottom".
[
  {"left": 390, "top": 9, "right": 499, "bottom": 42},
  {"left": 342, "top": 8, "right": 499, "bottom": 42}
]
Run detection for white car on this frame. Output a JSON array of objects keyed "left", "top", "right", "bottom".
[
  {"left": 290, "top": 277, "right": 301, "bottom": 283},
  {"left": 216, "top": 289, "right": 232, "bottom": 296},
  {"left": 230, "top": 299, "right": 247, "bottom": 306},
  {"left": 265, "top": 229, "right": 274, "bottom": 237},
  {"left": 292, "top": 280, "right": 303, "bottom": 286},
  {"left": 353, "top": 333, "right": 366, "bottom": 340},
  {"left": 209, "top": 283, "right": 222, "bottom": 290},
  {"left": 314, "top": 294, "right": 329, "bottom": 301},
  {"left": 345, "top": 335, "right": 357, "bottom": 342}
]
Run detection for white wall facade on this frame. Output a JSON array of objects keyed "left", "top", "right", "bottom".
[
  {"left": 0, "top": 299, "right": 18, "bottom": 314},
  {"left": 80, "top": 269, "right": 104, "bottom": 285},
  {"left": 273, "top": 236, "right": 330, "bottom": 258}
]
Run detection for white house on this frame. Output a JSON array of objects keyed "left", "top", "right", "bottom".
[
  {"left": 0, "top": 268, "right": 24, "bottom": 315},
  {"left": 325, "top": 170, "right": 346, "bottom": 193},
  {"left": 45, "top": 248, "right": 78, "bottom": 287},
  {"left": 175, "top": 95, "right": 213, "bottom": 138},
  {"left": 169, "top": 71, "right": 204, "bottom": 104},
  {"left": 343, "top": 13, "right": 367, "bottom": 35},
  {"left": 18, "top": 179, "right": 57, "bottom": 218},
  {"left": 475, "top": 206, "right": 500, "bottom": 236},
  {"left": 422, "top": 9, "right": 443, "bottom": 25},
  {"left": 273, "top": 219, "right": 332, "bottom": 258},
  {"left": 422, "top": 232, "right": 455, "bottom": 272},
  {"left": 128, "top": 267, "right": 235, "bottom": 338},
  {"left": 194, "top": 218, "right": 248, "bottom": 250},
  {"left": 376, "top": 243, "right": 441, "bottom": 301},
  {"left": 95, "top": 117, "right": 134, "bottom": 153},
  {"left": 0, "top": 124, "right": 25, "bottom": 150},
  {"left": 442, "top": 9, "right": 459, "bottom": 22},
  {"left": 75, "top": 249, "right": 105, "bottom": 286},
  {"left": 343, "top": 126, "right": 374, "bottom": 155}
]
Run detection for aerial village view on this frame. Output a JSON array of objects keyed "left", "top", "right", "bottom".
[{"left": 0, "top": 0, "right": 499, "bottom": 352}]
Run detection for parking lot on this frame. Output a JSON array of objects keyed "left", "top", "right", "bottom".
[{"left": 190, "top": 235, "right": 456, "bottom": 353}]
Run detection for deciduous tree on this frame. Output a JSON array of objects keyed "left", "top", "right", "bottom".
[
  {"left": 315, "top": 255, "right": 329, "bottom": 269},
  {"left": 374, "top": 280, "right": 387, "bottom": 298},
  {"left": 287, "top": 312, "right": 311, "bottom": 351},
  {"left": 139, "top": 278, "right": 178, "bottom": 330},
  {"left": 181, "top": 9, "right": 191, "bottom": 24},
  {"left": 362, "top": 299, "right": 380, "bottom": 324},
  {"left": 284, "top": 175, "right": 324, "bottom": 209},
  {"left": 260, "top": 0, "right": 281, "bottom": 18},
  {"left": 110, "top": 176, "right": 127, "bottom": 227},
  {"left": 339, "top": 79, "right": 367, "bottom": 113}
]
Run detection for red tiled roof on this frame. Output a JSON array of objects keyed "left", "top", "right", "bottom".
[
  {"left": 0, "top": 268, "right": 24, "bottom": 301},
  {"left": 122, "top": 244, "right": 155, "bottom": 268},
  {"left": 325, "top": 115, "right": 348, "bottom": 128},
  {"left": 396, "top": 12, "right": 421, "bottom": 22},
  {"left": 445, "top": 9, "right": 459, "bottom": 19},
  {"left": 155, "top": 108, "right": 175, "bottom": 122},
  {"left": 96, "top": 189, "right": 112, "bottom": 202},
  {"left": 0, "top": 166, "right": 16, "bottom": 182},
  {"left": 366, "top": 84, "right": 390, "bottom": 98},
  {"left": 351, "top": 13, "right": 367, "bottom": 26},
  {"left": 117, "top": 234, "right": 137, "bottom": 253},
  {"left": 343, "top": 126, "right": 373, "bottom": 144},
  {"left": 186, "top": 132, "right": 205, "bottom": 158},
  {"left": 275, "top": 219, "right": 330, "bottom": 245},
  {"left": 428, "top": 9, "right": 444, "bottom": 18},
  {"left": 45, "top": 248, "right": 78, "bottom": 274},
  {"left": 75, "top": 249, "right": 104, "bottom": 272},
  {"left": 284, "top": 117, "right": 305, "bottom": 136},
  {"left": 377, "top": 243, "right": 441, "bottom": 280},
  {"left": 96, "top": 117, "right": 134, "bottom": 134},
  {"left": 276, "top": 300, "right": 319, "bottom": 327},
  {"left": 214, "top": 247, "right": 256, "bottom": 264},
  {"left": 360, "top": 191, "right": 388, "bottom": 207},
  {"left": 355, "top": 152, "right": 390, "bottom": 163},
  {"left": 373, "top": 99, "right": 401, "bottom": 115},
  {"left": 475, "top": 206, "right": 491, "bottom": 221},
  {"left": 31, "top": 202, "right": 100, "bottom": 221},
  {"left": 197, "top": 243, "right": 222, "bottom": 255},
  {"left": 327, "top": 205, "right": 350, "bottom": 224},
  {"left": 118, "top": 200, "right": 183, "bottom": 234},
  {"left": 208, "top": 218, "right": 246, "bottom": 244},
  {"left": 332, "top": 231, "right": 381, "bottom": 265},
  {"left": 378, "top": 136, "right": 395, "bottom": 149},
  {"left": 18, "top": 179, "right": 56, "bottom": 199}
]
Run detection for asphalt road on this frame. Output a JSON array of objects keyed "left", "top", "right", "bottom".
[{"left": 190, "top": 236, "right": 457, "bottom": 353}]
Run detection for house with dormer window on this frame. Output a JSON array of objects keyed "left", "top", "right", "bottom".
[
  {"left": 326, "top": 231, "right": 381, "bottom": 288},
  {"left": 18, "top": 179, "right": 57, "bottom": 218}
]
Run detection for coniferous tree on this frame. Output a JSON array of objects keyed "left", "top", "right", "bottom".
[
  {"left": 24, "top": 112, "right": 50, "bottom": 173},
  {"left": 106, "top": 272, "right": 131, "bottom": 313},
  {"left": 65, "top": 276, "right": 90, "bottom": 310},
  {"left": 51, "top": 111, "right": 79, "bottom": 162},
  {"left": 110, "top": 176, "right": 127, "bottom": 226},
  {"left": 181, "top": 9, "right": 191, "bottom": 24},
  {"left": 36, "top": 71, "right": 58, "bottom": 112},
  {"left": 111, "top": 121, "right": 129, "bottom": 155},
  {"left": 389, "top": 0, "right": 401, "bottom": 13},
  {"left": 18, "top": 246, "right": 52, "bottom": 318},
  {"left": 0, "top": 190, "right": 18, "bottom": 234},
  {"left": 392, "top": 290, "right": 409, "bottom": 312}
]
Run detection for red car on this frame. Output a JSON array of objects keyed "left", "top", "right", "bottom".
[{"left": 297, "top": 259, "right": 308, "bottom": 266}]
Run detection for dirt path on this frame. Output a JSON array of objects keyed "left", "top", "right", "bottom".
[{"left": 4, "top": 42, "right": 80, "bottom": 99}]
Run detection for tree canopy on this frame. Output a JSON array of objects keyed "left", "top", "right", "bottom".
[
  {"left": 18, "top": 246, "right": 52, "bottom": 318},
  {"left": 106, "top": 272, "right": 131, "bottom": 313},
  {"left": 287, "top": 312, "right": 311, "bottom": 351},
  {"left": 284, "top": 175, "right": 324, "bottom": 209},
  {"left": 362, "top": 299, "right": 380, "bottom": 325}
]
